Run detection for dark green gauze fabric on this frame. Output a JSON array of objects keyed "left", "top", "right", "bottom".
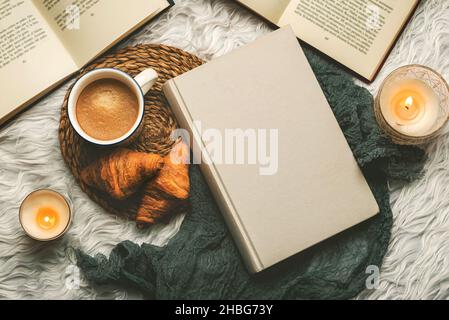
[{"left": 76, "top": 46, "right": 426, "bottom": 299}]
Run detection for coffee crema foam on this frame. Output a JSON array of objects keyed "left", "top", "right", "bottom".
[{"left": 76, "top": 79, "right": 139, "bottom": 141}]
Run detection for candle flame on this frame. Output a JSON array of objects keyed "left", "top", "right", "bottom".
[
  {"left": 405, "top": 96, "right": 414, "bottom": 109},
  {"left": 36, "top": 207, "right": 59, "bottom": 230}
]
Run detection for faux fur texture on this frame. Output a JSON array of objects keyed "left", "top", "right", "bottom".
[{"left": 0, "top": 0, "right": 448, "bottom": 299}]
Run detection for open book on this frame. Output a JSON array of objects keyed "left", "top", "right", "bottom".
[
  {"left": 0, "top": 0, "right": 172, "bottom": 125},
  {"left": 237, "top": 0, "right": 419, "bottom": 81}
]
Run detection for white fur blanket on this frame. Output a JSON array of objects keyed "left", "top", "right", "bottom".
[{"left": 0, "top": 0, "right": 448, "bottom": 300}]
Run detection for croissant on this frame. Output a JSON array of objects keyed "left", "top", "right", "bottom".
[
  {"left": 137, "top": 142, "right": 190, "bottom": 225},
  {"left": 80, "top": 149, "right": 164, "bottom": 200}
]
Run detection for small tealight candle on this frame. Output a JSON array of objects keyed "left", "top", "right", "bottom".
[
  {"left": 375, "top": 65, "right": 449, "bottom": 145},
  {"left": 19, "top": 189, "right": 72, "bottom": 241}
]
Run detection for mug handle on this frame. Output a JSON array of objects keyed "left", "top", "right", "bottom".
[{"left": 134, "top": 68, "right": 158, "bottom": 95}]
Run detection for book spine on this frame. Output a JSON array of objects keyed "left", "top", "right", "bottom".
[{"left": 163, "top": 80, "right": 264, "bottom": 273}]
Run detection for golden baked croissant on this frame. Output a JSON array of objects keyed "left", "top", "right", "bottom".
[
  {"left": 137, "top": 142, "right": 190, "bottom": 225},
  {"left": 80, "top": 149, "right": 164, "bottom": 200}
]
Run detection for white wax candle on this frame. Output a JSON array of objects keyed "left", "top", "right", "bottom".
[
  {"left": 379, "top": 78, "right": 440, "bottom": 137},
  {"left": 19, "top": 190, "right": 71, "bottom": 241}
]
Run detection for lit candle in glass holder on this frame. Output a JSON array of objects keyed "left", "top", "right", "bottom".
[
  {"left": 375, "top": 65, "right": 449, "bottom": 145},
  {"left": 19, "top": 189, "right": 72, "bottom": 241}
]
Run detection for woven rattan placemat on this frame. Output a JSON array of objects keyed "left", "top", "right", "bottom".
[{"left": 59, "top": 44, "right": 204, "bottom": 218}]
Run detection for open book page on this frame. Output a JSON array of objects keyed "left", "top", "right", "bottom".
[
  {"left": 33, "top": 0, "right": 169, "bottom": 67},
  {"left": 279, "top": 0, "right": 419, "bottom": 80},
  {"left": 0, "top": 0, "right": 77, "bottom": 122},
  {"left": 237, "top": 0, "right": 291, "bottom": 24}
]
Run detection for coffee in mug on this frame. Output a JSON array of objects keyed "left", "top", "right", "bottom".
[
  {"left": 68, "top": 68, "right": 158, "bottom": 146},
  {"left": 76, "top": 79, "right": 139, "bottom": 141}
]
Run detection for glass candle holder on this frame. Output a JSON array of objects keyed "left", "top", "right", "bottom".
[
  {"left": 19, "top": 189, "right": 72, "bottom": 241},
  {"left": 374, "top": 65, "right": 449, "bottom": 145}
]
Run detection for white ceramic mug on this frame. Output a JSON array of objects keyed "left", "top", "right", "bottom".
[{"left": 68, "top": 68, "right": 158, "bottom": 146}]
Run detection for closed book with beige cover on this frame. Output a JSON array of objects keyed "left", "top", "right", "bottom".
[{"left": 163, "top": 26, "right": 379, "bottom": 273}]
